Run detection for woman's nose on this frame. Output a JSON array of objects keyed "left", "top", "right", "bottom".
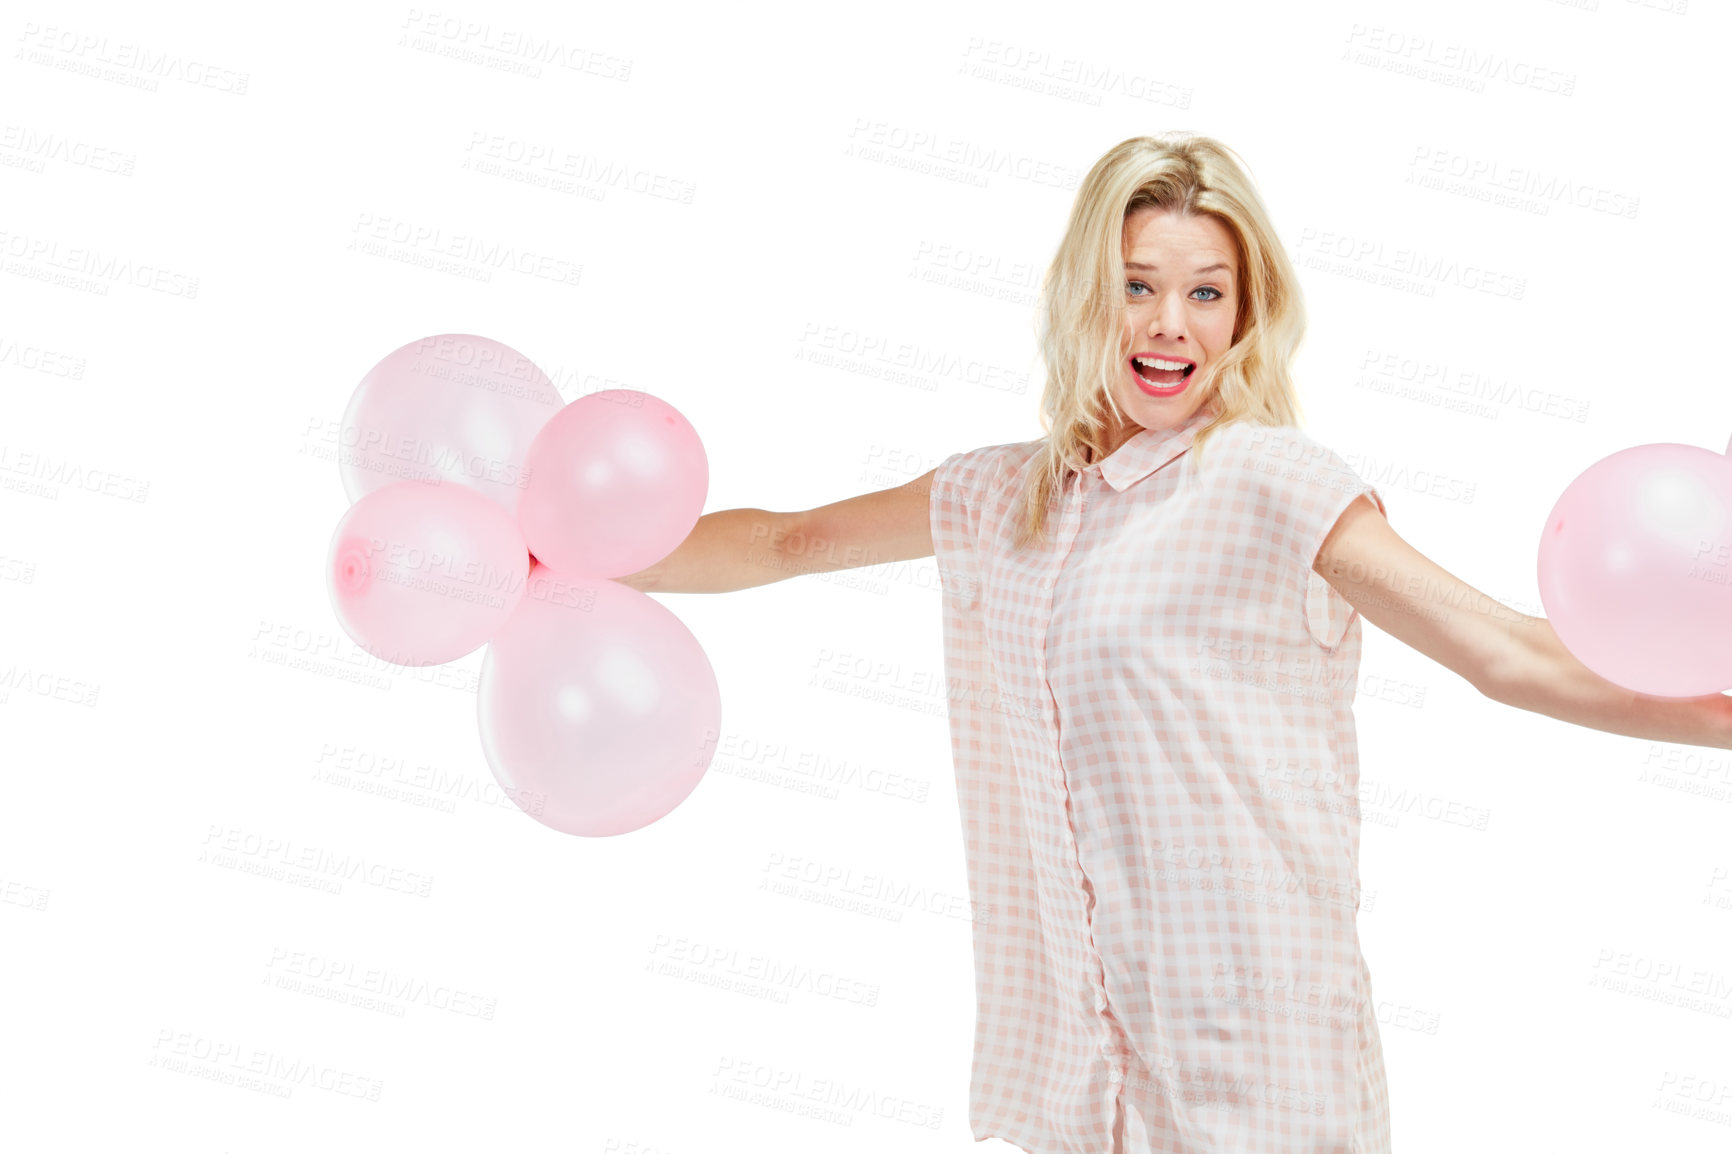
[{"left": 1145, "top": 293, "right": 1187, "bottom": 337}]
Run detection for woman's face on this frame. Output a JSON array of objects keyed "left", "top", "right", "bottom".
[{"left": 1105, "top": 205, "right": 1239, "bottom": 449}]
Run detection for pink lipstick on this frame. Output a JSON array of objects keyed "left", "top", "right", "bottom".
[{"left": 1128, "top": 353, "right": 1195, "bottom": 397}]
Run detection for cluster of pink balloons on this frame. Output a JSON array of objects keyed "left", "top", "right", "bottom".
[
  {"left": 325, "top": 334, "right": 722, "bottom": 836},
  {"left": 1538, "top": 434, "right": 1732, "bottom": 698}
]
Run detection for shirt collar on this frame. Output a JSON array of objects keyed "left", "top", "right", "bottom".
[{"left": 1092, "top": 399, "right": 1223, "bottom": 492}]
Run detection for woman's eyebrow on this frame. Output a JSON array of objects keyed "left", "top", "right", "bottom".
[{"left": 1125, "top": 261, "right": 1231, "bottom": 275}]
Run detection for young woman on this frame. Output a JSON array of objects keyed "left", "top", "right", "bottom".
[{"left": 620, "top": 134, "right": 1732, "bottom": 1154}]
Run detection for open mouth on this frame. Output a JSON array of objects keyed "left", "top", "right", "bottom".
[{"left": 1131, "top": 356, "right": 1195, "bottom": 387}]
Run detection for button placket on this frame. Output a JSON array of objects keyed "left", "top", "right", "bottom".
[
  {"left": 1036, "top": 476, "right": 1087, "bottom": 675},
  {"left": 1040, "top": 468, "right": 1125, "bottom": 1078},
  {"left": 1039, "top": 470, "right": 1096, "bottom": 728},
  {"left": 1082, "top": 473, "right": 1132, "bottom": 1091},
  {"left": 1039, "top": 489, "right": 1076, "bottom": 593}
]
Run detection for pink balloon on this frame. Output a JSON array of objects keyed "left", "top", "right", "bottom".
[
  {"left": 477, "top": 562, "right": 722, "bottom": 836},
  {"left": 328, "top": 481, "right": 531, "bottom": 667},
  {"left": 339, "top": 334, "right": 563, "bottom": 519},
  {"left": 1537, "top": 441, "right": 1732, "bottom": 697},
  {"left": 517, "top": 390, "right": 708, "bottom": 578}
]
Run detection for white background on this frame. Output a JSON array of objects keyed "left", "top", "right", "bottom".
[{"left": 4, "top": 0, "right": 1731, "bottom": 1151}]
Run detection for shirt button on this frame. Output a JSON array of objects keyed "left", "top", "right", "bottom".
[
  {"left": 1108, "top": 1067, "right": 1125, "bottom": 1084},
  {"left": 1094, "top": 991, "right": 1108, "bottom": 1011}
]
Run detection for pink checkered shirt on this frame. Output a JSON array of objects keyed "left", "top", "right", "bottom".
[{"left": 929, "top": 399, "right": 1393, "bottom": 1153}]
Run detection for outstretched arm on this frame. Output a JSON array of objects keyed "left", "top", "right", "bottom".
[
  {"left": 1317, "top": 495, "right": 1732, "bottom": 751},
  {"left": 618, "top": 468, "right": 937, "bottom": 594}
]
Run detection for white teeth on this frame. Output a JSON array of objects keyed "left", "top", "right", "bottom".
[{"left": 1134, "top": 356, "right": 1191, "bottom": 372}]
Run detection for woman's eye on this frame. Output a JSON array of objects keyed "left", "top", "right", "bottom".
[{"left": 1128, "top": 282, "right": 1223, "bottom": 301}]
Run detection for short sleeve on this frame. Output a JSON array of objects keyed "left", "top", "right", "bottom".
[
  {"left": 930, "top": 447, "right": 1003, "bottom": 611},
  {"left": 1240, "top": 425, "right": 1387, "bottom": 651}
]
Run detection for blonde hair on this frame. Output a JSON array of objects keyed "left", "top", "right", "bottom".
[{"left": 1015, "top": 133, "right": 1309, "bottom": 549}]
